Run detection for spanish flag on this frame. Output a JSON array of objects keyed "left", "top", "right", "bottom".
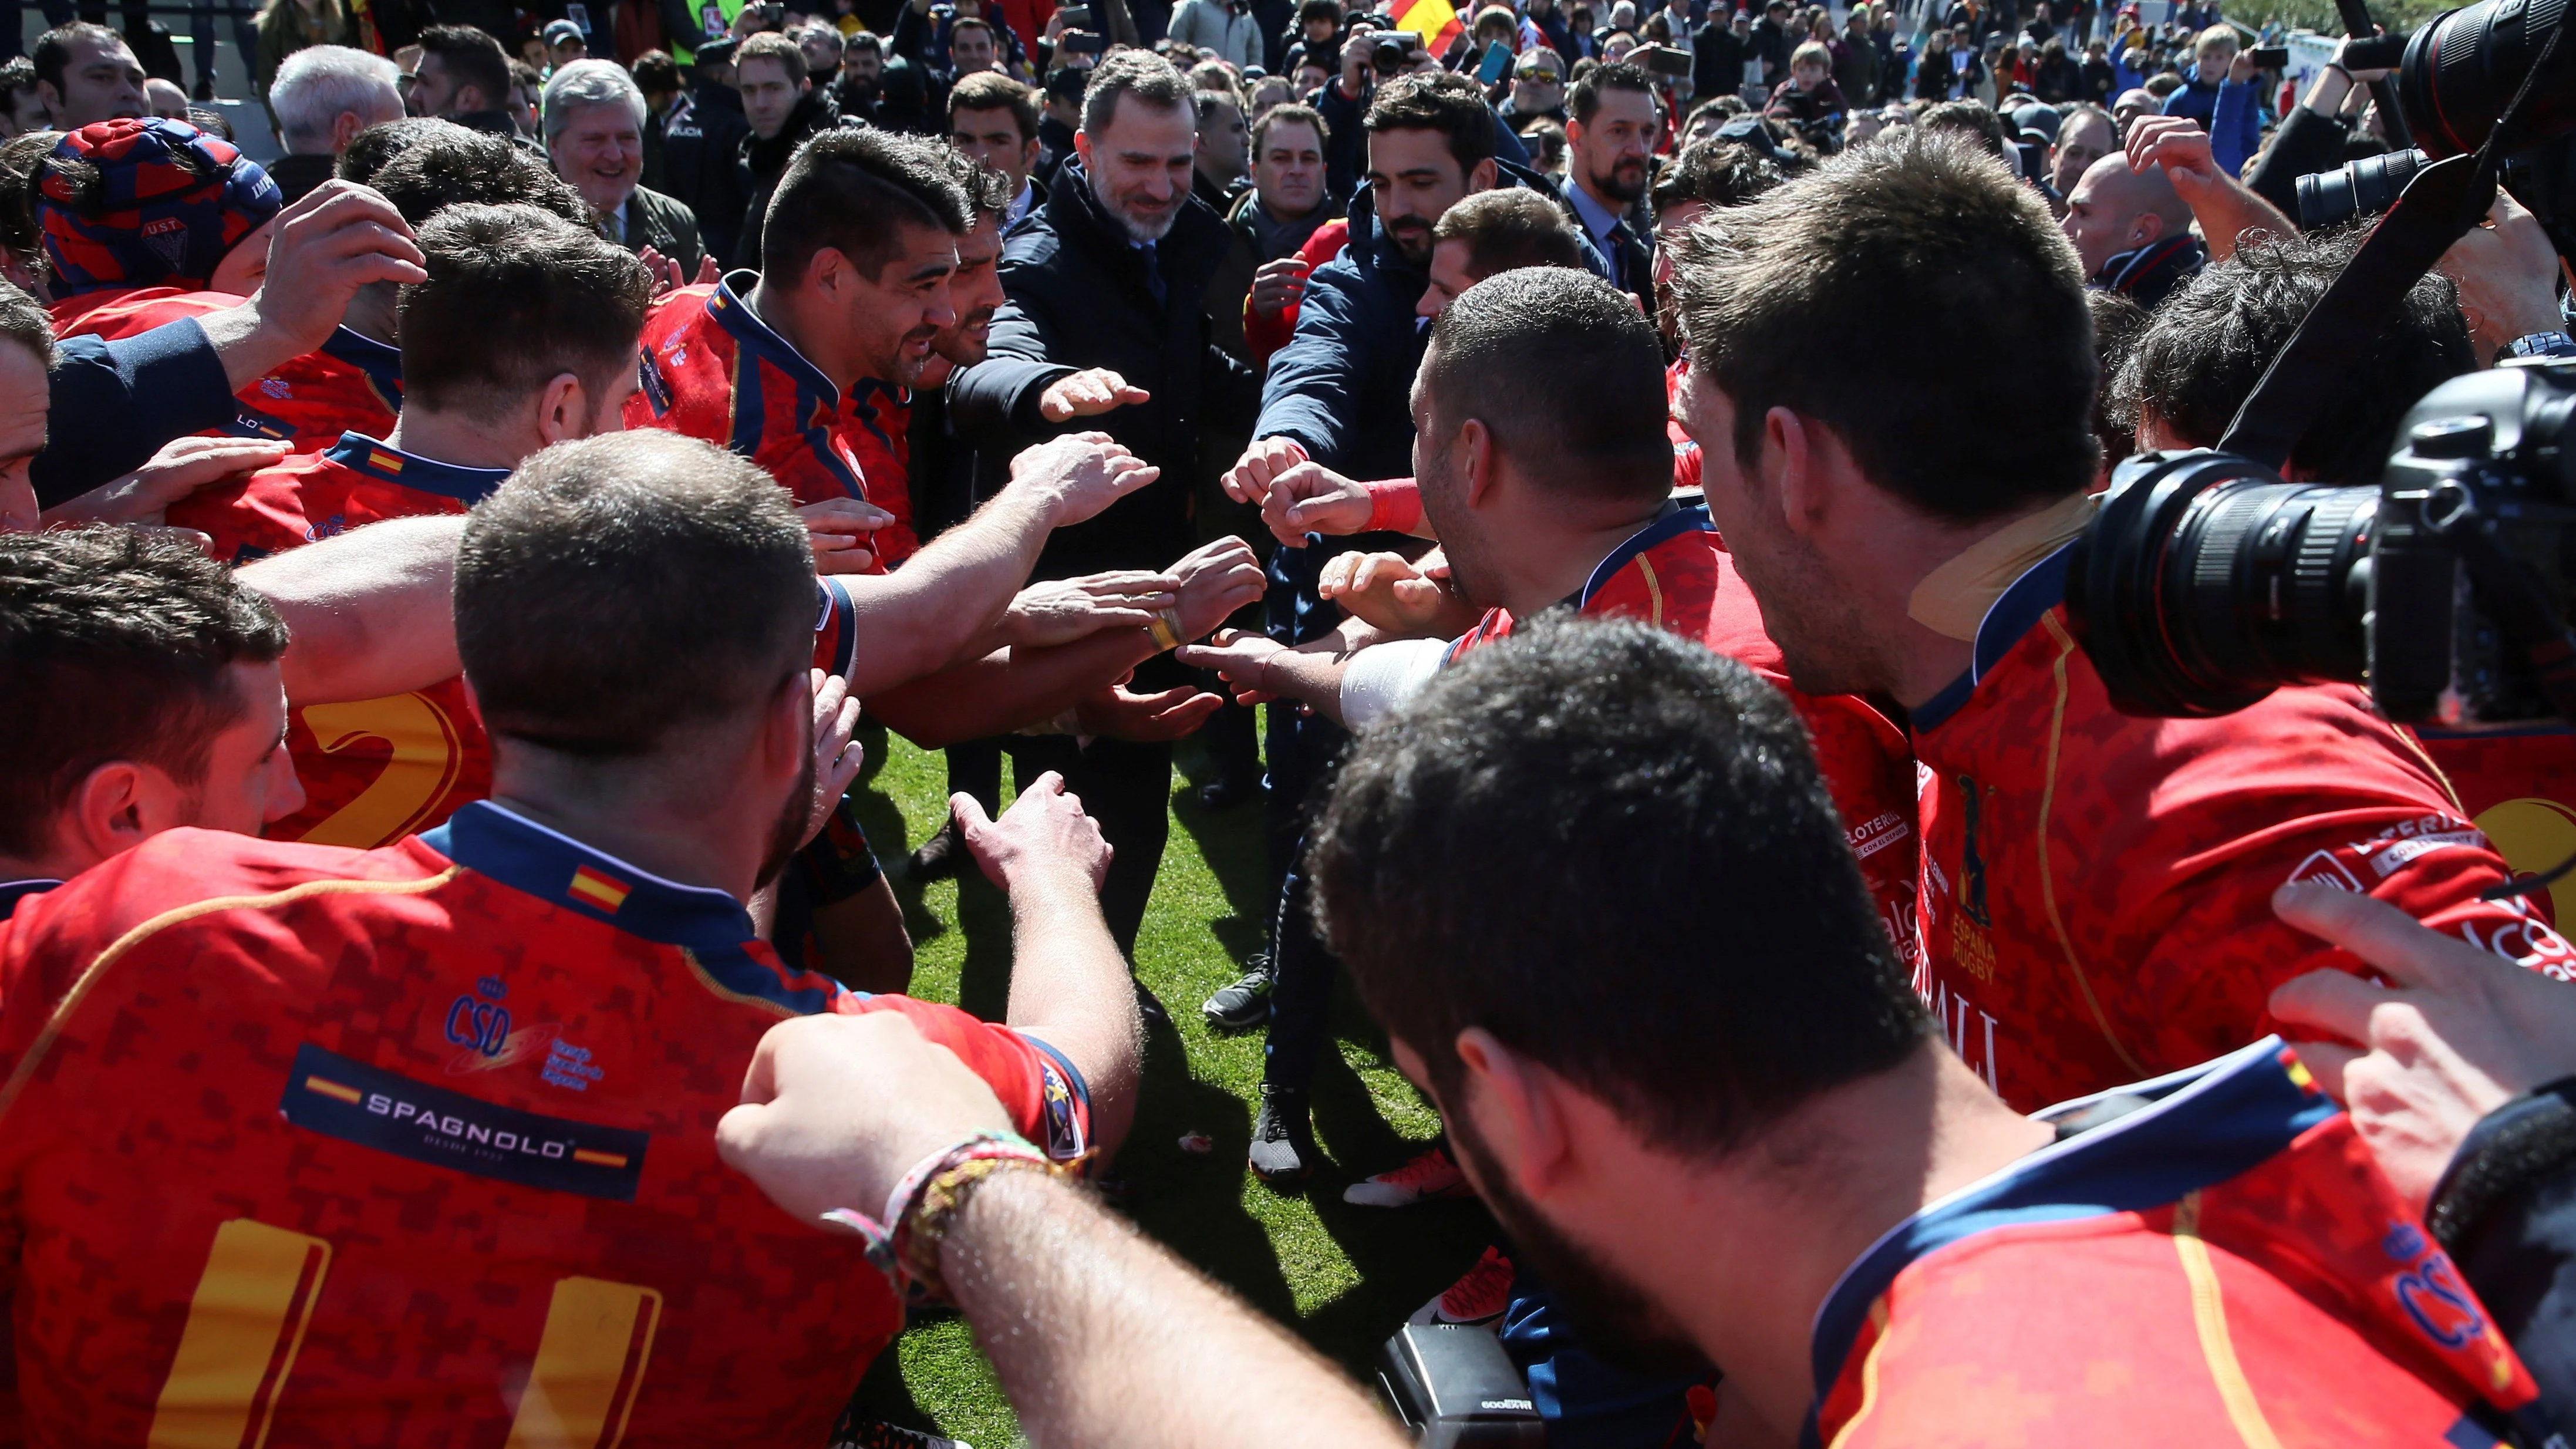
[
  {"left": 1389, "top": 0, "right": 1464, "bottom": 58},
  {"left": 568, "top": 865, "right": 632, "bottom": 914},
  {"left": 366, "top": 447, "right": 404, "bottom": 475}
]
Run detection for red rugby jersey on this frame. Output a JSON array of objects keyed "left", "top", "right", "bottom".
[
  {"left": 52, "top": 290, "right": 402, "bottom": 453},
  {"left": 1447, "top": 506, "right": 1920, "bottom": 957},
  {"left": 0, "top": 803, "right": 1087, "bottom": 1448},
  {"left": 168, "top": 433, "right": 509, "bottom": 848},
  {"left": 848, "top": 378, "right": 921, "bottom": 566},
  {"left": 625, "top": 274, "right": 912, "bottom": 569},
  {"left": 2412, "top": 726, "right": 2576, "bottom": 929},
  {"left": 1911, "top": 545, "right": 2574, "bottom": 1111},
  {"left": 1810, "top": 1039, "right": 2547, "bottom": 1448}
]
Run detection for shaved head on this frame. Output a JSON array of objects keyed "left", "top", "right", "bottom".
[{"left": 2058, "top": 152, "right": 2191, "bottom": 279}]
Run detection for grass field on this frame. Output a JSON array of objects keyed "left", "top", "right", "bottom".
[{"left": 838, "top": 723, "right": 1498, "bottom": 1446}]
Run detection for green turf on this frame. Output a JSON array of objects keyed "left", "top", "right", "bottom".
[{"left": 838, "top": 723, "right": 1496, "bottom": 1446}]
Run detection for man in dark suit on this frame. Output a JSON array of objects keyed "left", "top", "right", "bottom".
[{"left": 949, "top": 49, "right": 1262, "bottom": 958}]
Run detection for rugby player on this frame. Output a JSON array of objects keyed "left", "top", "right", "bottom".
[
  {"left": 630, "top": 127, "right": 969, "bottom": 569},
  {"left": 0, "top": 430, "right": 1144, "bottom": 1444},
  {"left": 1665, "top": 127, "right": 2571, "bottom": 1108}
]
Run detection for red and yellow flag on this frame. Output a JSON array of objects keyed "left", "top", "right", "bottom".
[{"left": 1388, "top": 0, "right": 1465, "bottom": 58}]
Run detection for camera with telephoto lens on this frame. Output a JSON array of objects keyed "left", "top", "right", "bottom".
[
  {"left": 2069, "top": 360, "right": 2576, "bottom": 729},
  {"left": 2067, "top": 0, "right": 2576, "bottom": 734}
]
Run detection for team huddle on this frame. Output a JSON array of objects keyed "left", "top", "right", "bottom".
[{"left": 1, "top": 9, "right": 2574, "bottom": 1445}]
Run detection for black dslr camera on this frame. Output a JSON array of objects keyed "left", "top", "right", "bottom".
[
  {"left": 2069, "top": 0, "right": 2576, "bottom": 736},
  {"left": 2072, "top": 359, "right": 2576, "bottom": 729}
]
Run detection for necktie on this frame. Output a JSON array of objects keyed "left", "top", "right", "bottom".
[{"left": 1139, "top": 241, "right": 1167, "bottom": 308}]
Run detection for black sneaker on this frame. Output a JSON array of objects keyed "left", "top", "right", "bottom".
[
  {"left": 1197, "top": 774, "right": 1259, "bottom": 811},
  {"left": 1201, "top": 952, "right": 1273, "bottom": 1031},
  {"left": 905, "top": 821, "right": 963, "bottom": 882},
  {"left": 190, "top": 77, "right": 214, "bottom": 102},
  {"left": 1248, "top": 1083, "right": 1314, "bottom": 1185}
]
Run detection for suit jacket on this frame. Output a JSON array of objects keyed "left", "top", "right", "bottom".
[{"left": 616, "top": 186, "right": 704, "bottom": 280}]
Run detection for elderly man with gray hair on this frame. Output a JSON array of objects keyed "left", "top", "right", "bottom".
[
  {"left": 265, "top": 44, "right": 403, "bottom": 203},
  {"left": 543, "top": 57, "right": 706, "bottom": 279}
]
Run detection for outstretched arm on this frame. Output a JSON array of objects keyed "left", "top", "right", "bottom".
[
  {"left": 864, "top": 538, "right": 1265, "bottom": 747},
  {"left": 832, "top": 433, "right": 1164, "bottom": 697},
  {"left": 716, "top": 1011, "right": 1407, "bottom": 1449},
  {"left": 238, "top": 514, "right": 467, "bottom": 705}
]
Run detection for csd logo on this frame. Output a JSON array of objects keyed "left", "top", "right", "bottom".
[{"left": 445, "top": 976, "right": 511, "bottom": 1058}]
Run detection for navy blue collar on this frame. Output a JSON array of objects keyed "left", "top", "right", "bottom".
[
  {"left": 1799, "top": 1037, "right": 2338, "bottom": 1449},
  {"left": 1907, "top": 541, "right": 2073, "bottom": 734},
  {"left": 1576, "top": 500, "right": 1709, "bottom": 608},
  {"left": 423, "top": 800, "right": 844, "bottom": 1016},
  {"left": 319, "top": 326, "right": 403, "bottom": 401},
  {"left": 323, "top": 432, "right": 510, "bottom": 505},
  {"left": 0, "top": 878, "right": 60, "bottom": 916},
  {"left": 708, "top": 271, "right": 842, "bottom": 402}
]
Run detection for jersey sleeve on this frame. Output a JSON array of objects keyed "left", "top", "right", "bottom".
[
  {"left": 2098, "top": 702, "right": 2575, "bottom": 1075},
  {"left": 830, "top": 995, "right": 1094, "bottom": 1164},
  {"left": 1792, "top": 690, "right": 1923, "bottom": 963}
]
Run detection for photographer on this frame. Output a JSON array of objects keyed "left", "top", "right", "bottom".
[
  {"left": 727, "top": 616, "right": 2562, "bottom": 1447},
  {"left": 1668, "top": 129, "right": 2569, "bottom": 1114}
]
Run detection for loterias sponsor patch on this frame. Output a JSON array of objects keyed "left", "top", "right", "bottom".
[{"left": 282, "top": 1042, "right": 649, "bottom": 1201}]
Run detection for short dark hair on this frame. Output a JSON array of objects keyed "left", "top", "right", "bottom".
[
  {"left": 2087, "top": 287, "right": 2148, "bottom": 475},
  {"left": 1252, "top": 100, "right": 1328, "bottom": 153},
  {"left": 336, "top": 116, "right": 449, "bottom": 183},
  {"left": 937, "top": 137, "right": 1015, "bottom": 219},
  {"left": 847, "top": 29, "right": 884, "bottom": 58},
  {"left": 31, "top": 22, "right": 124, "bottom": 95},
  {"left": 1673, "top": 128, "right": 2098, "bottom": 523},
  {"left": 949, "top": 14, "right": 997, "bottom": 45},
  {"left": 1297, "top": 0, "right": 1338, "bottom": 23},
  {"left": 456, "top": 432, "right": 815, "bottom": 757},
  {"left": 414, "top": 25, "right": 511, "bottom": 111},
  {"left": 1364, "top": 70, "right": 1495, "bottom": 175},
  {"left": 1651, "top": 136, "right": 1787, "bottom": 213},
  {"left": 360, "top": 124, "right": 589, "bottom": 227},
  {"left": 506, "top": 56, "right": 542, "bottom": 100},
  {"left": 763, "top": 127, "right": 971, "bottom": 285},
  {"left": 0, "top": 56, "right": 36, "bottom": 109},
  {"left": 0, "top": 526, "right": 289, "bottom": 858},
  {"left": 949, "top": 69, "right": 1038, "bottom": 142},
  {"left": 1043, "top": 63, "right": 1087, "bottom": 107},
  {"left": 737, "top": 30, "right": 810, "bottom": 86},
  {"left": 1081, "top": 48, "right": 1191, "bottom": 137},
  {"left": 1191, "top": 85, "right": 1241, "bottom": 127},
  {"left": 630, "top": 48, "right": 680, "bottom": 98},
  {"left": 397, "top": 203, "right": 650, "bottom": 422},
  {"left": 1429, "top": 188, "right": 1587, "bottom": 280},
  {"left": 0, "top": 275, "right": 48, "bottom": 363},
  {"left": 2113, "top": 228, "right": 2476, "bottom": 483},
  {"left": 1568, "top": 59, "right": 1651, "bottom": 126},
  {"left": 1917, "top": 97, "right": 2005, "bottom": 157},
  {"left": 1310, "top": 615, "right": 1928, "bottom": 1157},
  {"left": 0, "top": 132, "right": 52, "bottom": 285},
  {"left": 1424, "top": 266, "right": 1670, "bottom": 505}
]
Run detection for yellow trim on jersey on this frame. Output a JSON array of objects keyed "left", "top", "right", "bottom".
[
  {"left": 679, "top": 946, "right": 800, "bottom": 1019},
  {"left": 2172, "top": 1191, "right": 2286, "bottom": 1449},
  {"left": 0, "top": 868, "right": 465, "bottom": 1131},
  {"left": 1634, "top": 553, "right": 1666, "bottom": 629},
  {"left": 1823, "top": 1297, "right": 1894, "bottom": 1448},
  {"left": 2035, "top": 611, "right": 2150, "bottom": 1080}
]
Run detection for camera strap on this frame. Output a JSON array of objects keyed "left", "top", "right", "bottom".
[{"left": 2216, "top": 19, "right": 2566, "bottom": 470}]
